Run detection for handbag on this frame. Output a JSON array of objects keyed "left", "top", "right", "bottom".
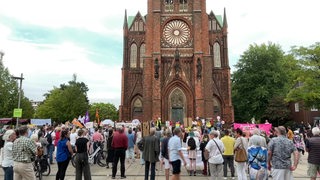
[
  {"left": 235, "top": 138, "right": 247, "bottom": 162},
  {"left": 211, "top": 139, "right": 224, "bottom": 164}
]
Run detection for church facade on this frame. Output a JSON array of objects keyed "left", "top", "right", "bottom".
[{"left": 119, "top": 0, "right": 233, "bottom": 125}]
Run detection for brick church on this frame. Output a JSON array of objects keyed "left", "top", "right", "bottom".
[{"left": 119, "top": 0, "right": 233, "bottom": 125}]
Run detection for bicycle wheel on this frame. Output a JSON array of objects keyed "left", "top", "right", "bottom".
[
  {"left": 71, "top": 154, "right": 76, "bottom": 168},
  {"left": 35, "top": 163, "right": 42, "bottom": 180},
  {"left": 97, "top": 150, "right": 108, "bottom": 167},
  {"left": 41, "top": 162, "right": 51, "bottom": 176}
]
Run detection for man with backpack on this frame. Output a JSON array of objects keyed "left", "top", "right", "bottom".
[
  {"left": 187, "top": 131, "right": 199, "bottom": 176},
  {"left": 46, "top": 126, "right": 55, "bottom": 164}
]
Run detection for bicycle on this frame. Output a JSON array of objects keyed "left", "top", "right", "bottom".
[
  {"left": 71, "top": 141, "right": 107, "bottom": 167},
  {"left": 33, "top": 155, "right": 51, "bottom": 180},
  {"left": 33, "top": 156, "right": 43, "bottom": 180}
]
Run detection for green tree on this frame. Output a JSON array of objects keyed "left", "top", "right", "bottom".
[
  {"left": 286, "top": 42, "right": 320, "bottom": 109},
  {"left": 0, "top": 58, "right": 34, "bottom": 118},
  {"left": 232, "top": 42, "right": 291, "bottom": 122},
  {"left": 89, "top": 103, "right": 119, "bottom": 122},
  {"left": 35, "top": 74, "right": 89, "bottom": 123}
]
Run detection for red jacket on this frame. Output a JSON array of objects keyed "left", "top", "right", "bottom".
[{"left": 111, "top": 131, "right": 128, "bottom": 149}]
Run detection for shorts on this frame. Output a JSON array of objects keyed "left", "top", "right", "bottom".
[
  {"left": 163, "top": 158, "right": 171, "bottom": 169},
  {"left": 171, "top": 159, "right": 181, "bottom": 174},
  {"left": 307, "top": 163, "right": 320, "bottom": 177}
]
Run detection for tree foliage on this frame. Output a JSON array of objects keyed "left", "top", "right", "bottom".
[
  {"left": 286, "top": 42, "right": 320, "bottom": 109},
  {"left": 232, "top": 43, "right": 292, "bottom": 122},
  {"left": 89, "top": 103, "right": 119, "bottom": 122},
  {"left": 0, "top": 61, "right": 34, "bottom": 118},
  {"left": 35, "top": 75, "right": 89, "bottom": 123}
]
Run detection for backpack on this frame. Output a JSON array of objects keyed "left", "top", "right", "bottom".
[
  {"left": 137, "top": 138, "right": 144, "bottom": 151},
  {"left": 46, "top": 131, "right": 53, "bottom": 145},
  {"left": 187, "top": 137, "right": 196, "bottom": 150}
]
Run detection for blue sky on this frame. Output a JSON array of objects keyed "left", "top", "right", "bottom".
[{"left": 1, "top": 0, "right": 319, "bottom": 107}]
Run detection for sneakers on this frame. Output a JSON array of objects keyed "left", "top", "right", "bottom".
[
  {"left": 120, "top": 176, "right": 126, "bottom": 179},
  {"left": 231, "top": 177, "right": 236, "bottom": 180}
]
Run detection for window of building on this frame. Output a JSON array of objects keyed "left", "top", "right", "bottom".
[
  {"left": 130, "top": 43, "right": 137, "bottom": 68},
  {"left": 209, "top": 18, "right": 221, "bottom": 31},
  {"left": 140, "top": 44, "right": 145, "bottom": 68},
  {"left": 213, "top": 97, "right": 221, "bottom": 115},
  {"left": 164, "top": 0, "right": 174, "bottom": 12},
  {"left": 133, "top": 98, "right": 143, "bottom": 113},
  {"left": 295, "top": 103, "right": 299, "bottom": 112},
  {"left": 213, "top": 42, "right": 221, "bottom": 68},
  {"left": 139, "top": 21, "right": 144, "bottom": 31},
  {"left": 179, "top": 0, "right": 188, "bottom": 12}
]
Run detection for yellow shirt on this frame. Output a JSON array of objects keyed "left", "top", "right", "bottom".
[
  {"left": 287, "top": 130, "right": 294, "bottom": 140},
  {"left": 221, "top": 135, "right": 235, "bottom": 155}
]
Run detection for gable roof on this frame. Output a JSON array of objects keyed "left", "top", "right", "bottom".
[{"left": 127, "top": 12, "right": 146, "bottom": 28}]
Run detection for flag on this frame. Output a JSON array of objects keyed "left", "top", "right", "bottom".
[
  {"left": 84, "top": 111, "right": 90, "bottom": 124},
  {"left": 95, "top": 108, "right": 100, "bottom": 125}
]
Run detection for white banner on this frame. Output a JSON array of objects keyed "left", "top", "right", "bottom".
[{"left": 30, "top": 119, "right": 51, "bottom": 126}]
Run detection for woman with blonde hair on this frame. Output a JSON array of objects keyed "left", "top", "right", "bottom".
[{"left": 2, "top": 129, "right": 17, "bottom": 180}]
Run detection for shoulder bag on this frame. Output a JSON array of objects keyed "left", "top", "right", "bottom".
[{"left": 235, "top": 137, "right": 248, "bottom": 162}]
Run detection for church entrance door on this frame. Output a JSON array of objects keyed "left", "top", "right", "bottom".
[{"left": 169, "top": 88, "right": 186, "bottom": 124}]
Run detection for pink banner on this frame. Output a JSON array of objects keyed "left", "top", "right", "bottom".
[{"left": 233, "top": 123, "right": 272, "bottom": 135}]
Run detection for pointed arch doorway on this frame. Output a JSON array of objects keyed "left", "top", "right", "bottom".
[{"left": 169, "top": 88, "right": 186, "bottom": 124}]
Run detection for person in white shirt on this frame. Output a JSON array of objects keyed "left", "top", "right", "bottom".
[
  {"left": 205, "top": 130, "right": 225, "bottom": 180},
  {"left": 2, "top": 129, "right": 17, "bottom": 180},
  {"left": 69, "top": 128, "right": 78, "bottom": 152}
]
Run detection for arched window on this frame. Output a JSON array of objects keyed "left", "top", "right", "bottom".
[
  {"left": 164, "top": 0, "right": 174, "bottom": 12},
  {"left": 179, "top": 0, "right": 188, "bottom": 12},
  {"left": 133, "top": 98, "right": 143, "bottom": 113},
  {"left": 213, "top": 97, "right": 221, "bottom": 116},
  {"left": 140, "top": 44, "right": 145, "bottom": 68},
  {"left": 130, "top": 43, "right": 137, "bottom": 68},
  {"left": 213, "top": 42, "right": 221, "bottom": 68}
]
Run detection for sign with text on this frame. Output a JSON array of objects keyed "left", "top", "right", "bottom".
[
  {"left": 233, "top": 123, "right": 272, "bottom": 135},
  {"left": 13, "top": 108, "right": 22, "bottom": 118}
]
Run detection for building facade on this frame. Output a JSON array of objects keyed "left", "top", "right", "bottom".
[{"left": 119, "top": 0, "right": 233, "bottom": 124}]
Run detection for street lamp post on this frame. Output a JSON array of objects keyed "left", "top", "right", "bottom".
[{"left": 12, "top": 73, "right": 24, "bottom": 127}]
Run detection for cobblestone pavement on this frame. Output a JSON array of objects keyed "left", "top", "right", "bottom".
[{"left": 0, "top": 153, "right": 312, "bottom": 180}]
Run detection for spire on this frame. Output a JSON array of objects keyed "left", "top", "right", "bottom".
[
  {"left": 123, "top": 9, "right": 128, "bottom": 29},
  {"left": 223, "top": 7, "right": 228, "bottom": 28}
]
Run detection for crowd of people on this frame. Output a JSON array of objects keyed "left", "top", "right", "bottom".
[{"left": 0, "top": 120, "right": 319, "bottom": 180}]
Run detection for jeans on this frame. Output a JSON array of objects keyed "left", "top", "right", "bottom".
[
  {"left": 126, "top": 147, "right": 134, "bottom": 160},
  {"left": 144, "top": 161, "right": 156, "bottom": 180},
  {"left": 3, "top": 166, "right": 13, "bottom": 180},
  {"left": 47, "top": 144, "right": 55, "bottom": 164},
  {"left": 140, "top": 150, "right": 145, "bottom": 165},
  {"left": 112, "top": 149, "right": 126, "bottom": 177},
  {"left": 56, "top": 159, "right": 70, "bottom": 180},
  {"left": 223, "top": 155, "right": 235, "bottom": 177}
]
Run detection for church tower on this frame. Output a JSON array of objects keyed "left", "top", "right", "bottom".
[{"left": 119, "top": 0, "right": 234, "bottom": 125}]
